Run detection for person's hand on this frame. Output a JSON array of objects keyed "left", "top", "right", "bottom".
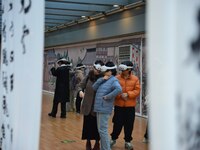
[
  {"left": 121, "top": 93, "right": 128, "bottom": 100},
  {"left": 103, "top": 75, "right": 109, "bottom": 80},
  {"left": 103, "top": 96, "right": 107, "bottom": 100},
  {"left": 79, "top": 91, "right": 84, "bottom": 98}
]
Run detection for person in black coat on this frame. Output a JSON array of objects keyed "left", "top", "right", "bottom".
[{"left": 48, "top": 58, "right": 71, "bottom": 118}]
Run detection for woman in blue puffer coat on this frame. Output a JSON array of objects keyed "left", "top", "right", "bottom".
[{"left": 93, "top": 61, "right": 122, "bottom": 150}]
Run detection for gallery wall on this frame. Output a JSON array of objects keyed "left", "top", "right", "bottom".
[{"left": 43, "top": 34, "right": 148, "bottom": 117}]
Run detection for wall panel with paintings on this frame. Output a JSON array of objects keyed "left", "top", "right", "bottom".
[{"left": 43, "top": 34, "right": 148, "bottom": 117}]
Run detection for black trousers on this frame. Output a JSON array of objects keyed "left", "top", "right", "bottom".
[
  {"left": 111, "top": 106, "right": 135, "bottom": 142},
  {"left": 51, "top": 99, "right": 66, "bottom": 117},
  {"left": 75, "top": 92, "right": 82, "bottom": 113}
]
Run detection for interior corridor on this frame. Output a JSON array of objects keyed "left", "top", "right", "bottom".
[{"left": 39, "top": 92, "right": 149, "bottom": 150}]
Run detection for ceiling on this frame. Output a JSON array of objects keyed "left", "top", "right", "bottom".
[
  {"left": 45, "top": 0, "right": 145, "bottom": 32},
  {"left": 0, "top": 0, "right": 145, "bottom": 33}
]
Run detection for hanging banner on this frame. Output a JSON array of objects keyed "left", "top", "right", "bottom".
[
  {"left": 0, "top": 0, "right": 44, "bottom": 150},
  {"left": 148, "top": 0, "right": 200, "bottom": 150}
]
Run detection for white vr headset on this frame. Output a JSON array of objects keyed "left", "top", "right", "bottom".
[
  {"left": 118, "top": 64, "right": 133, "bottom": 71},
  {"left": 100, "top": 65, "right": 117, "bottom": 72},
  {"left": 94, "top": 64, "right": 117, "bottom": 72},
  {"left": 75, "top": 65, "right": 86, "bottom": 69},
  {"left": 93, "top": 64, "right": 102, "bottom": 71},
  {"left": 66, "top": 63, "right": 72, "bottom": 67}
]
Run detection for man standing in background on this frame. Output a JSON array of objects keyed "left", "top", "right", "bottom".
[{"left": 48, "top": 58, "right": 71, "bottom": 118}]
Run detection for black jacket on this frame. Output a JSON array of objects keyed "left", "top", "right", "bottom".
[{"left": 51, "top": 65, "right": 70, "bottom": 102}]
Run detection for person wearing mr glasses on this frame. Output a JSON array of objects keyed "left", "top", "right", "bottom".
[
  {"left": 92, "top": 61, "right": 122, "bottom": 150},
  {"left": 110, "top": 61, "right": 141, "bottom": 150},
  {"left": 78, "top": 60, "right": 104, "bottom": 150}
]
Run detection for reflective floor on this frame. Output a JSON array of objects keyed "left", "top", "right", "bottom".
[{"left": 39, "top": 92, "right": 149, "bottom": 150}]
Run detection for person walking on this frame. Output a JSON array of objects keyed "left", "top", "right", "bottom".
[
  {"left": 93, "top": 61, "right": 122, "bottom": 150},
  {"left": 110, "top": 61, "right": 141, "bottom": 150},
  {"left": 48, "top": 58, "right": 71, "bottom": 118},
  {"left": 78, "top": 60, "right": 104, "bottom": 150}
]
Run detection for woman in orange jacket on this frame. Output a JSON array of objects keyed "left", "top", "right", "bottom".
[{"left": 110, "top": 61, "right": 140, "bottom": 150}]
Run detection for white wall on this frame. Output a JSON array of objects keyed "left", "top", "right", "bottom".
[
  {"left": 147, "top": 0, "right": 200, "bottom": 150},
  {"left": 0, "top": 1, "right": 44, "bottom": 149}
]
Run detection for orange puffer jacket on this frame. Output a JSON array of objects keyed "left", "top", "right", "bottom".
[{"left": 115, "top": 74, "right": 140, "bottom": 107}]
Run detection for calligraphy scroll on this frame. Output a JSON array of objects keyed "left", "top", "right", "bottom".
[{"left": 0, "top": 0, "right": 44, "bottom": 149}]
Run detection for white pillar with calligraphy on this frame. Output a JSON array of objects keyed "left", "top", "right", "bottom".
[
  {"left": 147, "top": 0, "right": 200, "bottom": 150},
  {"left": 0, "top": 0, "right": 44, "bottom": 150}
]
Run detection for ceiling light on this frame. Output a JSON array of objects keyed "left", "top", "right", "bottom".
[
  {"left": 113, "top": 4, "right": 119, "bottom": 8},
  {"left": 81, "top": 16, "right": 86, "bottom": 18}
]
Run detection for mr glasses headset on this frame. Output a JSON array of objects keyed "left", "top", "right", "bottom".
[
  {"left": 93, "top": 64, "right": 102, "bottom": 71},
  {"left": 94, "top": 64, "right": 117, "bottom": 72},
  {"left": 94, "top": 64, "right": 132, "bottom": 72},
  {"left": 118, "top": 64, "right": 133, "bottom": 71},
  {"left": 100, "top": 65, "right": 117, "bottom": 72}
]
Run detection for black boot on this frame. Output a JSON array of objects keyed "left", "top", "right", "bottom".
[
  {"left": 60, "top": 115, "right": 66, "bottom": 118},
  {"left": 48, "top": 113, "right": 56, "bottom": 118},
  {"left": 92, "top": 141, "right": 100, "bottom": 150},
  {"left": 86, "top": 140, "right": 91, "bottom": 150}
]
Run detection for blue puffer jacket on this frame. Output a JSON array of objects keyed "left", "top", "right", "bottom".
[{"left": 93, "top": 76, "right": 122, "bottom": 114}]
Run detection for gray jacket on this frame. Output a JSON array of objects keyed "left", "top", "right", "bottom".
[
  {"left": 78, "top": 75, "right": 95, "bottom": 115},
  {"left": 74, "top": 69, "right": 85, "bottom": 94}
]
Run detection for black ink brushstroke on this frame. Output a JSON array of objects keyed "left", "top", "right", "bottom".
[
  {"left": 9, "top": 21, "right": 14, "bottom": 37},
  {"left": 10, "top": 51, "right": 14, "bottom": 62},
  {"left": 10, "top": 74, "right": 14, "bottom": 91},
  {"left": 8, "top": 3, "right": 13, "bottom": 11},
  {"left": 1, "top": 124, "right": 5, "bottom": 139},
  {"left": 191, "top": 8, "right": 200, "bottom": 70},
  {"left": 177, "top": 95, "right": 200, "bottom": 150},
  {"left": 3, "top": 96, "right": 6, "bottom": 114},
  {"left": 10, "top": 128, "right": 13, "bottom": 143},
  {"left": 2, "top": 95, "right": 9, "bottom": 117},
  {"left": 2, "top": 72, "right": 8, "bottom": 93},
  {"left": 21, "top": 25, "right": 30, "bottom": 54},
  {"left": 3, "top": 48, "right": 8, "bottom": 66},
  {"left": 2, "top": 21, "right": 6, "bottom": 43},
  {"left": 20, "top": 0, "right": 32, "bottom": 14}
]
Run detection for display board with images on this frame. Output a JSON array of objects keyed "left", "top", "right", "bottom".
[{"left": 44, "top": 35, "right": 148, "bottom": 116}]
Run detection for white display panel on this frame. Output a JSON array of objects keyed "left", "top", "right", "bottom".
[
  {"left": 0, "top": 0, "right": 44, "bottom": 149},
  {"left": 147, "top": 0, "right": 200, "bottom": 150}
]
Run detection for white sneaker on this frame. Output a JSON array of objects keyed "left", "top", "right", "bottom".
[
  {"left": 125, "top": 142, "right": 133, "bottom": 150},
  {"left": 110, "top": 139, "right": 116, "bottom": 148}
]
